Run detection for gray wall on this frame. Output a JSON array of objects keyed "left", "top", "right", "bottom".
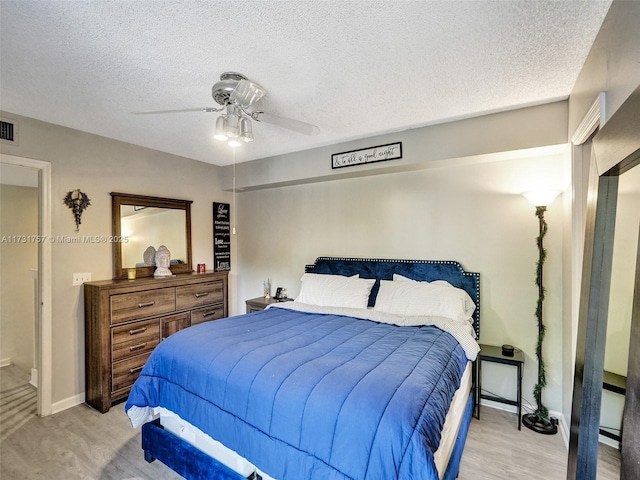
[
  {"left": 0, "top": 113, "right": 228, "bottom": 407},
  {"left": 224, "top": 95, "right": 571, "bottom": 418}
]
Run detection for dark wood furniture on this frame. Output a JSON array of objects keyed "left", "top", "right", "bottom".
[
  {"left": 477, "top": 343, "right": 524, "bottom": 430},
  {"left": 245, "top": 296, "right": 291, "bottom": 313},
  {"left": 84, "top": 271, "right": 228, "bottom": 413}
]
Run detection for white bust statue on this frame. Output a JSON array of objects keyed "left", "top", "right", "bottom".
[{"left": 154, "top": 245, "right": 172, "bottom": 277}]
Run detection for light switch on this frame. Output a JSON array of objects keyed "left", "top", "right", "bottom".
[{"left": 73, "top": 272, "right": 91, "bottom": 286}]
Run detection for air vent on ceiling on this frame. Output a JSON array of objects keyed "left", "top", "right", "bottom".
[{"left": 0, "top": 120, "right": 14, "bottom": 141}]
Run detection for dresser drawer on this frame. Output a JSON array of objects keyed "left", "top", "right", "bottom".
[
  {"left": 161, "top": 312, "right": 190, "bottom": 340},
  {"left": 110, "top": 287, "right": 175, "bottom": 325},
  {"left": 112, "top": 319, "right": 160, "bottom": 362},
  {"left": 176, "top": 281, "right": 224, "bottom": 310},
  {"left": 191, "top": 304, "right": 225, "bottom": 325},
  {"left": 112, "top": 352, "right": 151, "bottom": 392}
]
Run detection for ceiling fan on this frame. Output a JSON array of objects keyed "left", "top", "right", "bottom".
[{"left": 134, "top": 72, "right": 320, "bottom": 146}]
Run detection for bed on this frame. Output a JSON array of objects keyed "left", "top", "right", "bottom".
[{"left": 126, "top": 257, "right": 481, "bottom": 480}]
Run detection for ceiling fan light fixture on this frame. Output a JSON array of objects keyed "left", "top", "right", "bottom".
[
  {"left": 213, "top": 116, "right": 228, "bottom": 141},
  {"left": 223, "top": 105, "right": 240, "bottom": 138},
  {"left": 239, "top": 117, "right": 254, "bottom": 142},
  {"left": 227, "top": 139, "right": 242, "bottom": 148},
  {"left": 230, "top": 79, "right": 267, "bottom": 108}
]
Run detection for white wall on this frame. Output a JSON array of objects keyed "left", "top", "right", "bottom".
[
  {"left": 234, "top": 151, "right": 570, "bottom": 415},
  {"left": 0, "top": 112, "right": 228, "bottom": 407},
  {"left": 0, "top": 184, "right": 38, "bottom": 372}
]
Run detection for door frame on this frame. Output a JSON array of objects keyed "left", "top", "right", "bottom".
[
  {"left": 0, "top": 153, "right": 52, "bottom": 416},
  {"left": 567, "top": 85, "right": 640, "bottom": 479}
]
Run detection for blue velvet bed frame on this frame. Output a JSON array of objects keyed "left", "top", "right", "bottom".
[{"left": 141, "top": 257, "right": 480, "bottom": 480}]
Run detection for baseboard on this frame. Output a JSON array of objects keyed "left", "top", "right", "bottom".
[
  {"left": 598, "top": 434, "right": 620, "bottom": 450},
  {"left": 552, "top": 410, "right": 569, "bottom": 450},
  {"left": 479, "top": 398, "right": 517, "bottom": 414},
  {"left": 30, "top": 368, "right": 38, "bottom": 388},
  {"left": 51, "top": 392, "right": 85, "bottom": 414},
  {"left": 0, "top": 358, "right": 12, "bottom": 367}
]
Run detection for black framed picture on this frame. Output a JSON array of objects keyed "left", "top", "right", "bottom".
[{"left": 213, "top": 202, "right": 231, "bottom": 271}]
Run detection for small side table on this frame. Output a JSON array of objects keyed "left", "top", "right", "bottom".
[
  {"left": 245, "top": 297, "right": 292, "bottom": 313},
  {"left": 477, "top": 343, "right": 525, "bottom": 430}
]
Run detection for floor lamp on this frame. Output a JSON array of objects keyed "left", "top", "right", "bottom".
[{"left": 521, "top": 190, "right": 560, "bottom": 435}]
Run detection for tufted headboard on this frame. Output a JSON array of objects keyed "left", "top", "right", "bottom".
[{"left": 305, "top": 256, "right": 480, "bottom": 337}]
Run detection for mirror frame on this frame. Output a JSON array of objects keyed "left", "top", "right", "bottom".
[
  {"left": 567, "top": 85, "right": 640, "bottom": 479},
  {"left": 111, "top": 192, "right": 193, "bottom": 279}
]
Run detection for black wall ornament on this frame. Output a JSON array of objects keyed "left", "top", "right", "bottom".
[{"left": 64, "top": 189, "right": 91, "bottom": 232}]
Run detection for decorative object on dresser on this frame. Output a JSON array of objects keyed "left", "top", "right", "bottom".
[
  {"left": 153, "top": 245, "right": 172, "bottom": 277},
  {"left": 84, "top": 271, "right": 228, "bottom": 413},
  {"left": 521, "top": 190, "right": 561, "bottom": 435}
]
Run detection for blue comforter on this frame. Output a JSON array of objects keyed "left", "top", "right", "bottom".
[{"left": 126, "top": 306, "right": 469, "bottom": 480}]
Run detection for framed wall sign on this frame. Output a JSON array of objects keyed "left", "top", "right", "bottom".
[
  {"left": 332, "top": 142, "right": 402, "bottom": 169},
  {"left": 213, "top": 202, "right": 231, "bottom": 271}
]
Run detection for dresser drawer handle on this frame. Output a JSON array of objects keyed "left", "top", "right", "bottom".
[
  {"left": 202, "top": 310, "right": 219, "bottom": 318},
  {"left": 129, "top": 366, "right": 144, "bottom": 374},
  {"left": 138, "top": 301, "right": 155, "bottom": 308},
  {"left": 129, "top": 343, "right": 147, "bottom": 352},
  {"left": 129, "top": 327, "right": 147, "bottom": 335},
  {"left": 195, "top": 292, "right": 209, "bottom": 298}
]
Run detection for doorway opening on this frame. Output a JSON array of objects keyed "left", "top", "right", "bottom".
[{"left": 0, "top": 154, "right": 52, "bottom": 417}]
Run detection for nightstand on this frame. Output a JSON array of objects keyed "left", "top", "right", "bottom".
[
  {"left": 477, "top": 343, "right": 524, "bottom": 430},
  {"left": 245, "top": 297, "right": 292, "bottom": 313}
]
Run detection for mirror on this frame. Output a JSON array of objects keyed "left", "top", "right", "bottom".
[
  {"left": 599, "top": 165, "right": 640, "bottom": 473},
  {"left": 111, "top": 192, "right": 193, "bottom": 278},
  {"left": 568, "top": 84, "right": 640, "bottom": 479}
]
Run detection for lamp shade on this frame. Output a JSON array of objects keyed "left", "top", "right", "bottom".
[
  {"left": 521, "top": 190, "right": 561, "bottom": 207},
  {"left": 239, "top": 117, "right": 254, "bottom": 142},
  {"left": 213, "top": 116, "right": 228, "bottom": 141}
]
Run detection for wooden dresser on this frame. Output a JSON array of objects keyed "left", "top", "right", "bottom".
[{"left": 84, "top": 271, "right": 228, "bottom": 413}]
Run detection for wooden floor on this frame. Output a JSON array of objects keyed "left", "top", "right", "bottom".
[
  {"left": 459, "top": 407, "right": 620, "bottom": 480},
  {"left": 0, "top": 365, "right": 37, "bottom": 442},
  {"left": 0, "top": 373, "right": 621, "bottom": 479}
]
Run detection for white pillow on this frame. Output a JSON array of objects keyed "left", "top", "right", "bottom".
[
  {"left": 296, "top": 273, "right": 375, "bottom": 309},
  {"left": 374, "top": 277, "right": 476, "bottom": 323},
  {"left": 393, "top": 273, "right": 451, "bottom": 287}
]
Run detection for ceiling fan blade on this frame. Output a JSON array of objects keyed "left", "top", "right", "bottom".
[
  {"left": 252, "top": 111, "right": 320, "bottom": 136},
  {"left": 132, "top": 107, "right": 222, "bottom": 115},
  {"left": 230, "top": 79, "right": 267, "bottom": 108}
]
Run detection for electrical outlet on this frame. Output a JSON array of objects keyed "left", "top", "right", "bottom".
[{"left": 72, "top": 272, "right": 91, "bottom": 286}]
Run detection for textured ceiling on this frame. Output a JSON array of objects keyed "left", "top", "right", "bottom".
[{"left": 0, "top": 1, "right": 611, "bottom": 166}]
